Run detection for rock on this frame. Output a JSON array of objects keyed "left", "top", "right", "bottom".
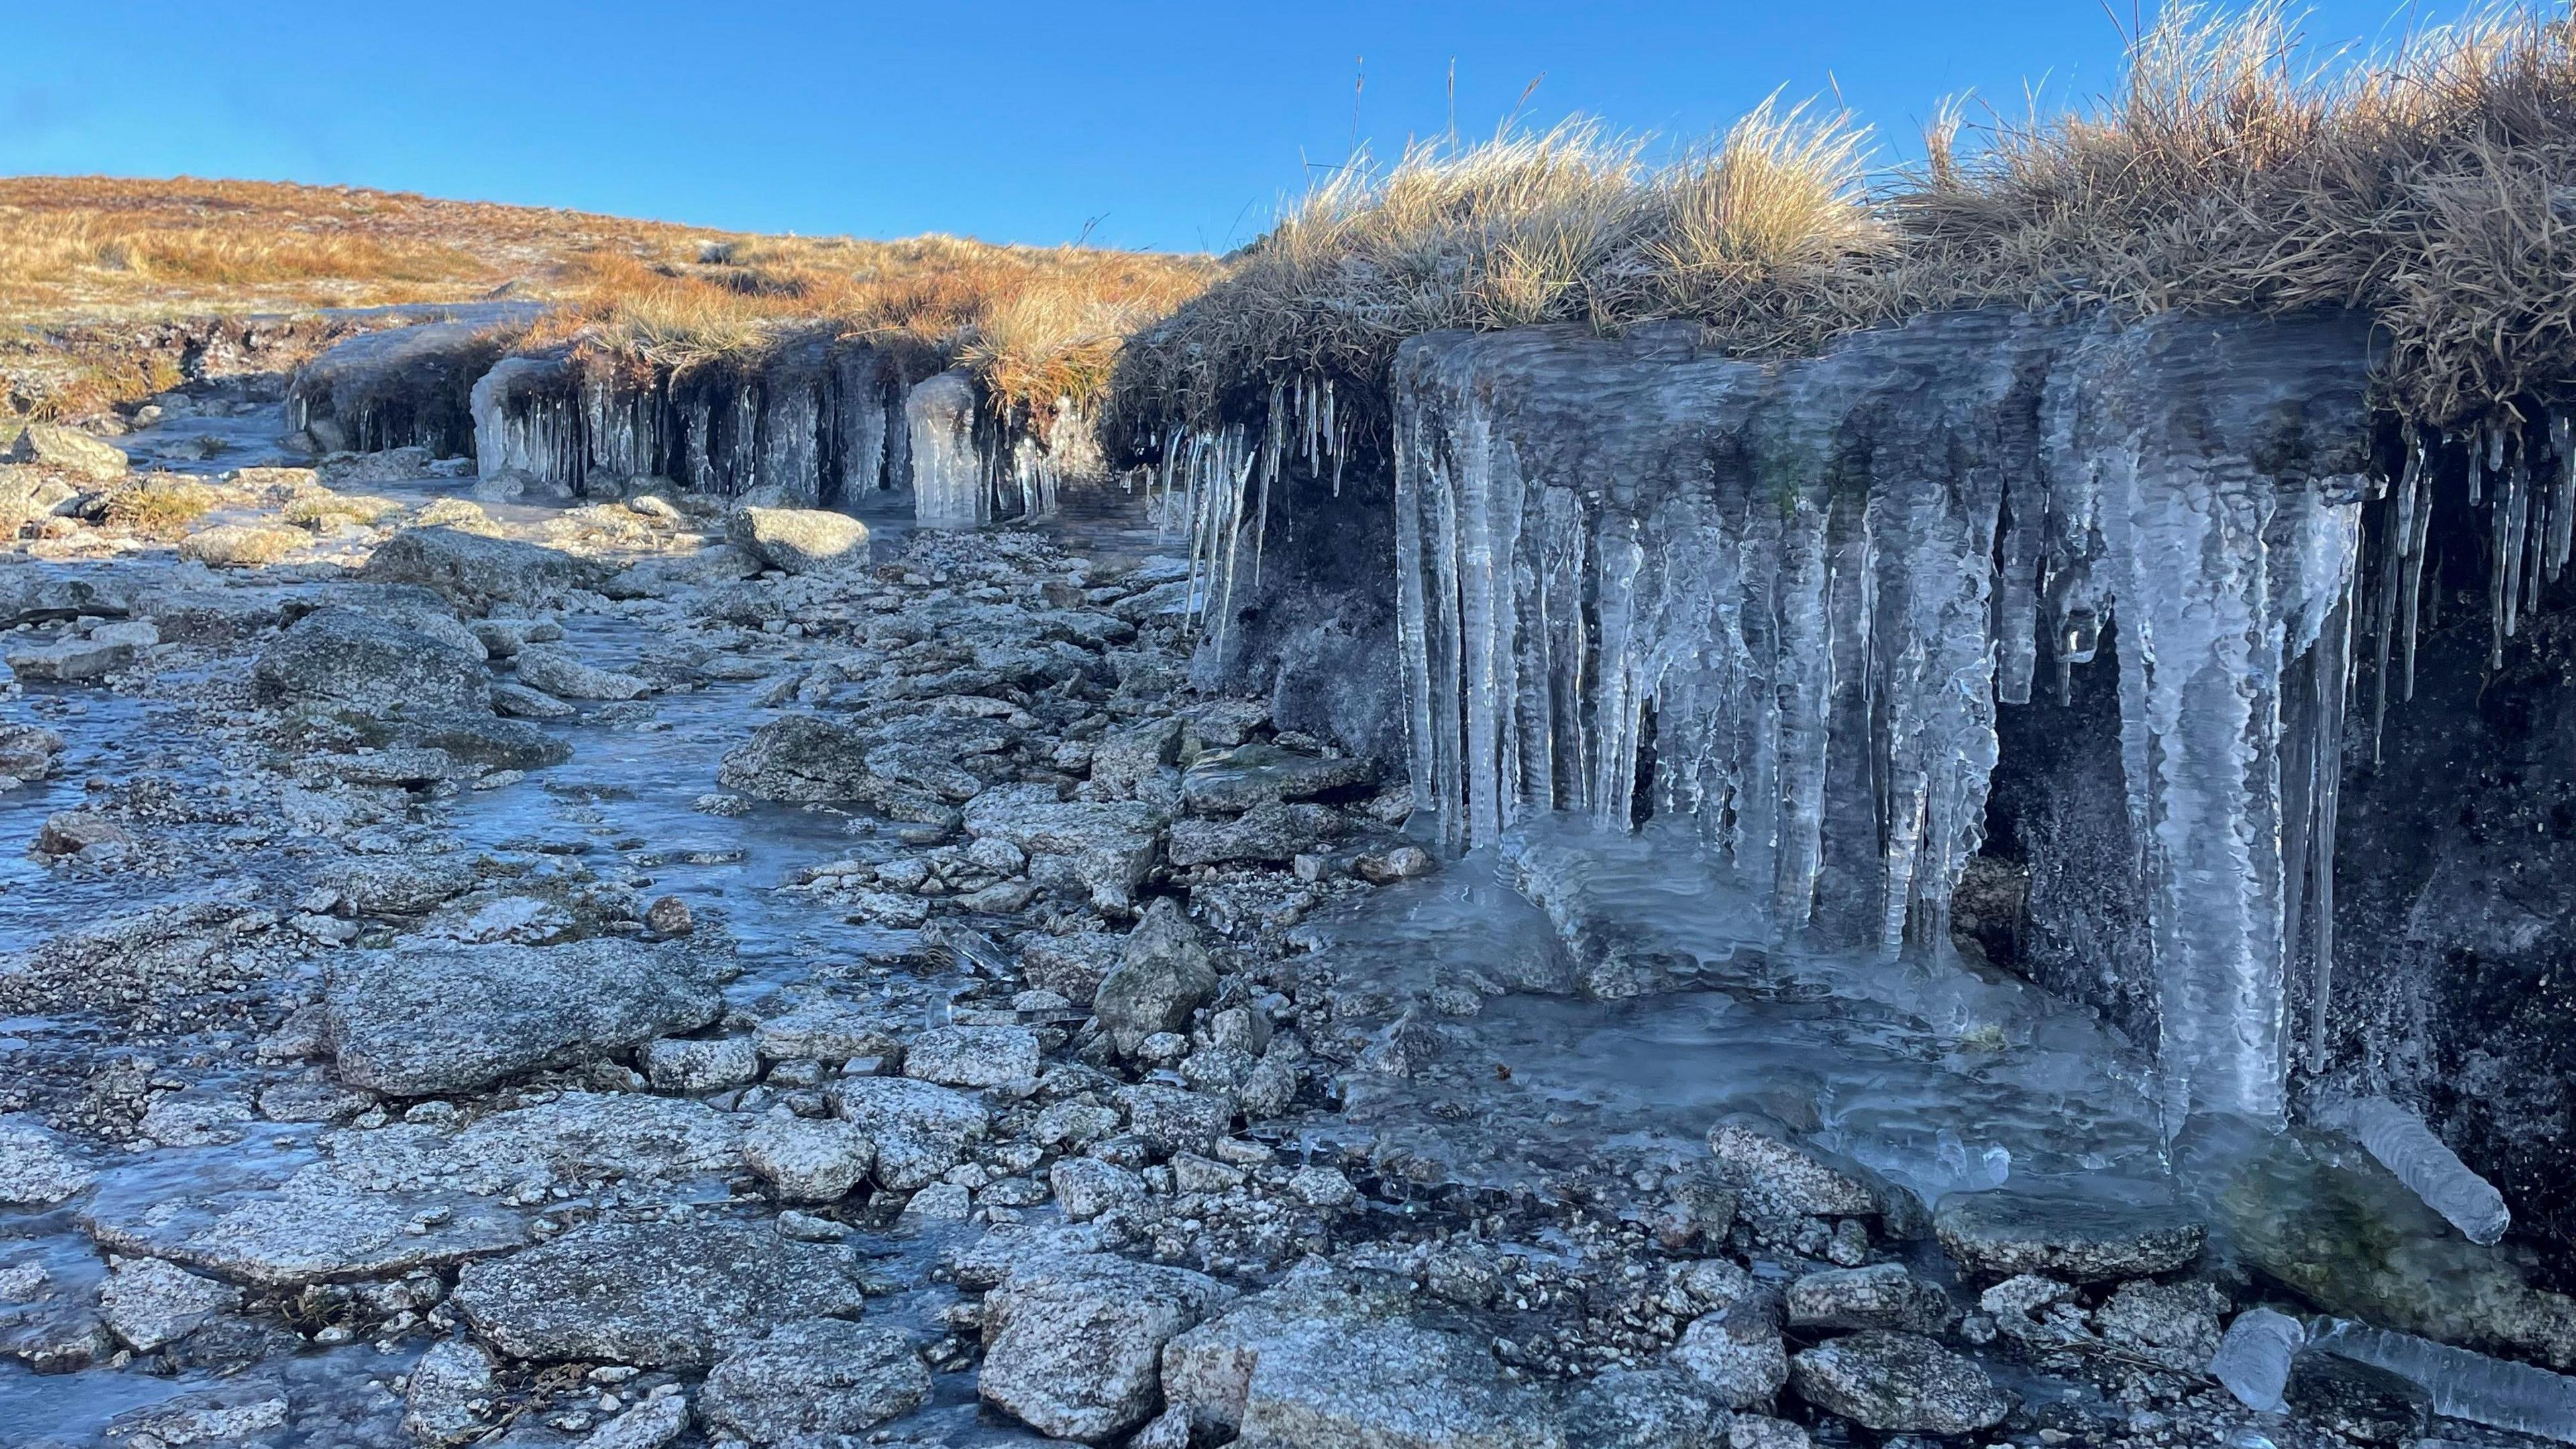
[
  {"left": 1051, "top": 1157, "right": 1148, "bottom": 1221},
  {"left": 1672, "top": 1299, "right": 1789, "bottom": 1409},
  {"left": 727, "top": 506, "right": 871, "bottom": 574},
  {"left": 1286, "top": 1165, "right": 1357, "bottom": 1209},
  {"left": 2092, "top": 1279, "right": 2227, "bottom": 1373},
  {"left": 403, "top": 1338, "right": 498, "bottom": 1447},
  {"left": 1356, "top": 845, "right": 1436, "bottom": 883},
  {"left": 1562, "top": 1366, "right": 1731, "bottom": 1449},
  {"left": 743, "top": 1117, "right": 875, "bottom": 1201},
  {"left": 1089, "top": 716, "right": 1182, "bottom": 792},
  {"left": 1933, "top": 1191, "right": 2204, "bottom": 1282},
  {"left": 904, "top": 1181, "right": 973, "bottom": 1218},
  {"left": 517, "top": 644, "right": 650, "bottom": 701},
  {"left": 1118, "top": 1085, "right": 1232, "bottom": 1156},
  {"left": 323, "top": 855, "right": 482, "bottom": 916},
  {"left": 5, "top": 422, "right": 129, "bottom": 481},
  {"left": 641, "top": 1035, "right": 759, "bottom": 1092},
  {"left": 413, "top": 710, "right": 570, "bottom": 769},
  {"left": 324, "top": 938, "right": 723, "bottom": 1095},
  {"left": 962, "top": 784, "right": 1165, "bottom": 910},
  {"left": 755, "top": 1004, "right": 902, "bottom": 1063},
  {"left": 1179, "top": 743, "right": 1375, "bottom": 813},
  {"left": 325, "top": 1092, "right": 743, "bottom": 1199},
  {"left": 178, "top": 523, "right": 306, "bottom": 568},
  {"left": 702, "top": 1318, "right": 930, "bottom": 1442},
  {"left": 467, "top": 616, "right": 563, "bottom": 657},
  {"left": 1093, "top": 898, "right": 1217, "bottom": 1055},
  {"left": 825, "top": 1075, "right": 989, "bottom": 1190},
  {"left": 35, "top": 808, "right": 133, "bottom": 857},
  {"left": 81, "top": 1158, "right": 528, "bottom": 1287},
  {"left": 1727, "top": 1415, "right": 1811, "bottom": 1449},
  {"left": 100, "top": 1256, "right": 241, "bottom": 1351},
  {"left": 0, "top": 1115, "right": 95, "bottom": 1203},
  {"left": 0, "top": 721, "right": 64, "bottom": 780},
  {"left": 902, "top": 1024, "right": 1038, "bottom": 1088},
  {"left": 254, "top": 607, "right": 491, "bottom": 716},
  {"left": 1163, "top": 1263, "right": 1564, "bottom": 1448},
  {"left": 1022, "top": 931, "right": 1122, "bottom": 1005},
  {"left": 103, "top": 1380, "right": 289, "bottom": 1447},
  {"left": 361, "top": 526, "right": 604, "bottom": 608},
  {"left": 449, "top": 1219, "right": 872, "bottom": 1368},
  {"left": 580, "top": 1390, "right": 690, "bottom": 1448},
  {"left": 2283, "top": 1348, "right": 2434, "bottom": 1444},
  {"left": 979, "top": 1252, "right": 1235, "bottom": 1442},
  {"left": 492, "top": 680, "right": 577, "bottom": 719},
  {"left": 1787, "top": 1330, "right": 2010, "bottom": 1434},
  {"left": 7, "top": 633, "right": 139, "bottom": 683},
  {"left": 1783, "top": 1264, "right": 1948, "bottom": 1334},
  {"left": 1705, "top": 1124, "right": 1878, "bottom": 1218},
  {"left": 645, "top": 896, "right": 692, "bottom": 936},
  {"left": 1169, "top": 801, "right": 1340, "bottom": 866},
  {"left": 718, "top": 713, "right": 877, "bottom": 802}
]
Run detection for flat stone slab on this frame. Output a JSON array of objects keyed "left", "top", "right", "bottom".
[
  {"left": 324, "top": 938, "right": 724, "bottom": 1095},
  {"left": 449, "top": 1219, "right": 873, "bottom": 1366},
  {"left": 1180, "top": 743, "right": 1375, "bottom": 814},
  {"left": 83, "top": 1159, "right": 531, "bottom": 1287},
  {"left": 1933, "top": 1191, "right": 2205, "bottom": 1282}
]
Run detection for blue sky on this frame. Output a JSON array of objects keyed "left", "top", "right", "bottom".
[{"left": 1, "top": 1, "right": 2487, "bottom": 254}]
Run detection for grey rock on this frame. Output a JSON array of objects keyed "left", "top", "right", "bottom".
[
  {"left": 718, "top": 713, "right": 877, "bottom": 803},
  {"left": 1118, "top": 1085, "right": 1231, "bottom": 1157},
  {"left": 468, "top": 616, "right": 564, "bottom": 657},
  {"left": 322, "top": 855, "right": 482, "bottom": 916},
  {"left": 254, "top": 606, "right": 490, "bottom": 716},
  {"left": 1051, "top": 1157, "right": 1147, "bottom": 1221},
  {"left": 1787, "top": 1330, "right": 2010, "bottom": 1434},
  {"left": 517, "top": 644, "right": 650, "bottom": 701},
  {"left": 2283, "top": 1348, "right": 2432, "bottom": 1444},
  {"left": 702, "top": 1318, "right": 929, "bottom": 1442},
  {"left": 979, "top": 1252, "right": 1234, "bottom": 1442},
  {"left": 99, "top": 1256, "right": 241, "bottom": 1351},
  {"left": 492, "top": 680, "right": 578, "bottom": 719},
  {"left": 449, "top": 1219, "right": 871, "bottom": 1367},
  {"left": 325, "top": 938, "right": 723, "bottom": 1095},
  {"left": 902, "top": 1024, "right": 1038, "bottom": 1088},
  {"left": 1672, "top": 1299, "right": 1789, "bottom": 1410},
  {"left": 1933, "top": 1191, "right": 2204, "bottom": 1282},
  {"left": 1088, "top": 716, "right": 1181, "bottom": 793},
  {"left": 1021, "top": 931, "right": 1122, "bottom": 1006},
  {"left": 641, "top": 1035, "right": 759, "bottom": 1092},
  {"left": 2093, "top": 1279, "right": 2228, "bottom": 1373},
  {"left": 7, "top": 633, "right": 138, "bottom": 684},
  {"left": 743, "top": 1117, "right": 875, "bottom": 1201},
  {"left": 1705, "top": 1124, "right": 1878, "bottom": 1218},
  {"left": 580, "top": 1390, "right": 690, "bottom": 1448},
  {"left": 825, "top": 1076, "right": 989, "bottom": 1190},
  {"left": 0, "top": 721, "right": 64, "bottom": 781},
  {"left": 82, "top": 1157, "right": 529, "bottom": 1287},
  {"left": 1179, "top": 743, "right": 1375, "bottom": 814},
  {"left": 35, "top": 807, "right": 133, "bottom": 855},
  {"left": 412, "top": 710, "right": 572, "bottom": 769},
  {"left": 1562, "top": 1366, "right": 1730, "bottom": 1449},
  {"left": 5, "top": 422, "right": 129, "bottom": 481},
  {"left": 727, "top": 506, "right": 871, "bottom": 575},
  {"left": 404, "top": 1337, "right": 498, "bottom": 1446},
  {"left": 361, "top": 526, "right": 604, "bottom": 608},
  {"left": 1168, "top": 802, "right": 1340, "bottom": 866},
  {"left": 754, "top": 1003, "right": 902, "bottom": 1062},
  {"left": 1093, "top": 898, "right": 1217, "bottom": 1056},
  {"left": 1783, "top": 1264, "right": 1948, "bottom": 1334},
  {"left": 0, "top": 1116, "right": 95, "bottom": 1204},
  {"left": 961, "top": 784, "right": 1164, "bottom": 910}
]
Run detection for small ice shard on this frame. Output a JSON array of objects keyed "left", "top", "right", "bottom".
[
  {"left": 2210, "top": 1307, "right": 2305, "bottom": 1411},
  {"left": 2313, "top": 1320, "right": 2576, "bottom": 1444},
  {"left": 2314, "top": 1096, "right": 2511, "bottom": 1246}
]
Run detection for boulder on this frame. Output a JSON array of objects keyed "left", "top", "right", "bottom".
[
  {"left": 0, "top": 1116, "right": 96, "bottom": 1203},
  {"left": 825, "top": 1075, "right": 989, "bottom": 1190},
  {"left": 515, "top": 644, "right": 649, "bottom": 701},
  {"left": 1179, "top": 743, "right": 1375, "bottom": 814},
  {"left": 5, "top": 422, "right": 129, "bottom": 481},
  {"left": 1672, "top": 1299, "right": 1789, "bottom": 1409},
  {"left": 979, "top": 1252, "right": 1234, "bottom": 1442},
  {"left": 1561, "top": 1366, "right": 1731, "bottom": 1449},
  {"left": 403, "top": 1338, "right": 498, "bottom": 1447},
  {"left": 640, "top": 1035, "right": 759, "bottom": 1092},
  {"left": 903, "top": 1024, "right": 1039, "bottom": 1088},
  {"left": 701, "top": 1318, "right": 930, "bottom": 1442},
  {"left": 717, "top": 713, "right": 876, "bottom": 803},
  {"left": 178, "top": 524, "right": 307, "bottom": 568},
  {"left": 1052, "top": 1157, "right": 1148, "bottom": 1221},
  {"left": 253, "top": 607, "right": 490, "bottom": 716},
  {"left": 1093, "top": 898, "right": 1218, "bottom": 1055},
  {"left": 727, "top": 506, "right": 871, "bottom": 574},
  {"left": 360, "top": 527, "right": 604, "bottom": 609},
  {"left": 963, "top": 784, "right": 1164, "bottom": 910},
  {"left": 448, "top": 1219, "right": 873, "bottom": 1367},
  {"left": 323, "top": 938, "right": 723, "bottom": 1095},
  {"left": 1783, "top": 1264, "right": 1949, "bottom": 1334},
  {"left": 1786, "top": 1330, "right": 2010, "bottom": 1434},
  {"left": 742, "top": 1117, "right": 875, "bottom": 1201},
  {"left": 0, "top": 721, "right": 64, "bottom": 781}
]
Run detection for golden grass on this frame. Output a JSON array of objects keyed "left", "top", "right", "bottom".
[
  {"left": 97, "top": 476, "right": 220, "bottom": 538},
  {"left": 1124, "top": 4, "right": 2576, "bottom": 434}
]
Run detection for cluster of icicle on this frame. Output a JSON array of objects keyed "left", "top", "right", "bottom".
[{"left": 1150, "top": 376, "right": 1352, "bottom": 655}]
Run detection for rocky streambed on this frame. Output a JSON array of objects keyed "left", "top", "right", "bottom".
[{"left": 0, "top": 391, "right": 2564, "bottom": 1449}]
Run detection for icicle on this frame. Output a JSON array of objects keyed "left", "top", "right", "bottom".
[
  {"left": 2311, "top": 1322, "right": 2576, "bottom": 1442},
  {"left": 2312, "top": 1096, "right": 2512, "bottom": 1244},
  {"left": 2400, "top": 427, "right": 2435, "bottom": 701},
  {"left": 2369, "top": 437, "right": 2416, "bottom": 763},
  {"left": 2209, "top": 1307, "right": 2305, "bottom": 1412},
  {"left": 2491, "top": 434, "right": 2523, "bottom": 669},
  {"left": 2305, "top": 565, "right": 2352, "bottom": 1073},
  {"left": 2552, "top": 412, "right": 2575, "bottom": 580}
]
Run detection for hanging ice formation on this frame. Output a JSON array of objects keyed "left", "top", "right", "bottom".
[
  {"left": 907, "top": 371, "right": 1087, "bottom": 527},
  {"left": 1154, "top": 374, "right": 1353, "bottom": 655},
  {"left": 1385, "top": 311, "right": 2383, "bottom": 1124}
]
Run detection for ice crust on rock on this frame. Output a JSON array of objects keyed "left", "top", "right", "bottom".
[{"left": 1387, "top": 311, "right": 2376, "bottom": 1123}]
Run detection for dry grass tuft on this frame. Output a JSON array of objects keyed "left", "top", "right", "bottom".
[
  {"left": 1125, "top": 4, "right": 2576, "bottom": 436},
  {"left": 97, "top": 476, "right": 221, "bottom": 538}
]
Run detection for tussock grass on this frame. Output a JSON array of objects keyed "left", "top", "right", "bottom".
[
  {"left": 97, "top": 476, "right": 220, "bottom": 538},
  {"left": 1123, "top": 5, "right": 2576, "bottom": 436}
]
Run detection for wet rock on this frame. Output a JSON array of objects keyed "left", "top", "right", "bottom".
[
  {"left": 2092, "top": 1279, "right": 2227, "bottom": 1373},
  {"left": 254, "top": 606, "right": 490, "bottom": 716},
  {"left": 322, "top": 855, "right": 482, "bottom": 916},
  {"left": 178, "top": 523, "right": 307, "bottom": 568},
  {"left": 1562, "top": 1366, "right": 1731, "bottom": 1449},
  {"left": 1933, "top": 1191, "right": 2204, "bottom": 1282},
  {"left": 1705, "top": 1124, "right": 1878, "bottom": 1219},
  {"left": 701, "top": 1318, "right": 930, "bottom": 1442},
  {"left": 642, "top": 1034, "right": 759, "bottom": 1092},
  {"left": 718, "top": 713, "right": 876, "bottom": 802},
  {"left": 361, "top": 526, "right": 604, "bottom": 609},
  {"left": 403, "top": 1337, "right": 499, "bottom": 1447},
  {"left": 36, "top": 808, "right": 134, "bottom": 857},
  {"left": 754, "top": 1003, "right": 902, "bottom": 1063},
  {"left": 1169, "top": 801, "right": 1340, "bottom": 866},
  {"left": 413, "top": 709, "right": 572, "bottom": 769},
  {"left": 468, "top": 616, "right": 564, "bottom": 657},
  {"left": 1787, "top": 1330, "right": 2010, "bottom": 1434},
  {"left": 1727, "top": 1414, "right": 1811, "bottom": 1449},
  {"left": 324, "top": 938, "right": 723, "bottom": 1095},
  {"left": 979, "top": 1252, "right": 1235, "bottom": 1441},
  {"left": 645, "top": 896, "right": 692, "bottom": 936},
  {"left": 139, "top": 1086, "right": 254, "bottom": 1146},
  {"left": 492, "top": 680, "right": 578, "bottom": 720},
  {"left": 103, "top": 1378, "right": 289, "bottom": 1446},
  {"left": 1093, "top": 898, "right": 1218, "bottom": 1055},
  {"left": 517, "top": 644, "right": 650, "bottom": 701},
  {"left": 1163, "top": 1263, "right": 1564, "bottom": 1448},
  {"left": 1672, "top": 1298, "right": 1789, "bottom": 1409},
  {"left": 961, "top": 784, "right": 1164, "bottom": 910},
  {"left": 1180, "top": 743, "right": 1375, "bottom": 814},
  {"left": 326, "top": 1091, "right": 743, "bottom": 1198},
  {"left": 7, "top": 631, "right": 140, "bottom": 683},
  {"left": 727, "top": 506, "right": 871, "bottom": 575},
  {"left": 825, "top": 1076, "right": 989, "bottom": 1190},
  {"left": 1286, "top": 1165, "right": 1357, "bottom": 1208},
  {"left": 1051, "top": 1157, "right": 1147, "bottom": 1221},
  {"left": 904, "top": 1181, "right": 972, "bottom": 1218},
  {"left": 1784, "top": 1264, "right": 1949, "bottom": 1334},
  {"left": 580, "top": 1391, "right": 690, "bottom": 1448},
  {"left": 100, "top": 1256, "right": 241, "bottom": 1352},
  {"left": 0, "top": 1116, "right": 96, "bottom": 1203},
  {"left": 902, "top": 1024, "right": 1038, "bottom": 1088},
  {"left": 1118, "top": 1085, "right": 1232, "bottom": 1157},
  {"left": 449, "top": 1218, "right": 872, "bottom": 1368},
  {"left": 742, "top": 1117, "right": 874, "bottom": 1201},
  {"left": 1022, "top": 931, "right": 1121, "bottom": 1005},
  {"left": 5, "top": 422, "right": 129, "bottom": 481},
  {"left": 2282, "top": 1348, "right": 2433, "bottom": 1444},
  {"left": 0, "top": 721, "right": 64, "bottom": 782},
  {"left": 83, "top": 1158, "right": 528, "bottom": 1287}
]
